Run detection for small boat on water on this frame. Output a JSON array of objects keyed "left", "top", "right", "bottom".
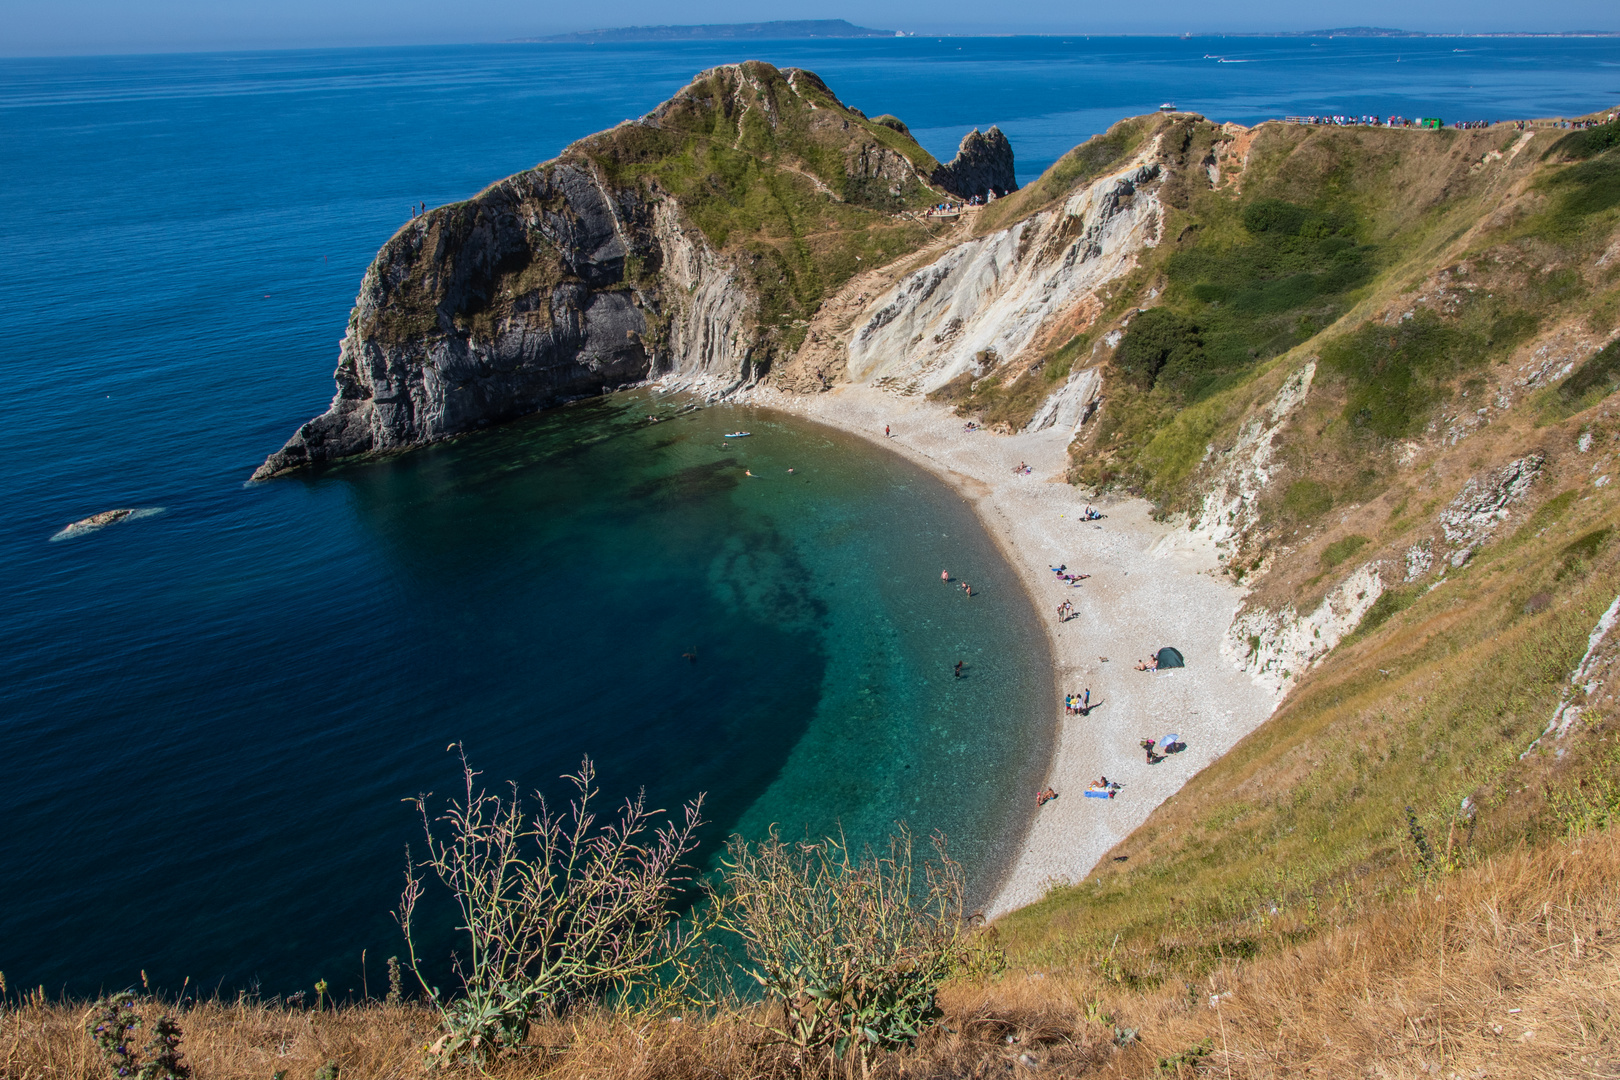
[
  {"left": 1159, "top": 103, "right": 1177, "bottom": 113},
  {"left": 724, "top": 431, "right": 752, "bottom": 438}
]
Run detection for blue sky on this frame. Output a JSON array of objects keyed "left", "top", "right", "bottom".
[{"left": 3, "top": 0, "right": 1618, "bottom": 56}]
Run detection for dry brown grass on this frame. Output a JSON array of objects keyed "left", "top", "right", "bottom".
[{"left": 8, "top": 830, "right": 1619, "bottom": 1079}]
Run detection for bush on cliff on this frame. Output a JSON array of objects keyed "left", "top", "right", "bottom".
[{"left": 1113, "top": 308, "right": 1206, "bottom": 390}]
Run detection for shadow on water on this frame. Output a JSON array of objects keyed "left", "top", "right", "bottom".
[{"left": 332, "top": 397, "right": 828, "bottom": 860}]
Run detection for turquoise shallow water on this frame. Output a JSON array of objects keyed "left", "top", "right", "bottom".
[{"left": 3, "top": 35, "right": 1618, "bottom": 998}]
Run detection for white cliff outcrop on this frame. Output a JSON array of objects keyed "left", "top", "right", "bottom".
[{"left": 844, "top": 163, "right": 1164, "bottom": 392}]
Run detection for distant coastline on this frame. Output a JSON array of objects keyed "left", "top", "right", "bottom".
[
  {"left": 518, "top": 19, "right": 896, "bottom": 44},
  {"left": 515, "top": 23, "right": 1618, "bottom": 43},
  {"left": 1271, "top": 27, "right": 1620, "bottom": 38}
]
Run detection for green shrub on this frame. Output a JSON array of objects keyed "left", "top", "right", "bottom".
[
  {"left": 398, "top": 750, "right": 707, "bottom": 1064},
  {"left": 1545, "top": 119, "right": 1620, "bottom": 161},
  {"left": 1557, "top": 527, "right": 1614, "bottom": 580},
  {"left": 718, "top": 826, "right": 971, "bottom": 1071},
  {"left": 86, "top": 994, "right": 190, "bottom": 1080},
  {"left": 1349, "top": 586, "right": 1418, "bottom": 640},
  {"left": 1321, "top": 534, "right": 1370, "bottom": 568},
  {"left": 1115, "top": 308, "right": 1206, "bottom": 389},
  {"left": 1486, "top": 310, "right": 1540, "bottom": 349}
]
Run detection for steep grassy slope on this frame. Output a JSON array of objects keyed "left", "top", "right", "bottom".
[{"left": 1070, "top": 115, "right": 1620, "bottom": 512}]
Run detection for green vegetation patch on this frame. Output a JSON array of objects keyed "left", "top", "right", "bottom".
[
  {"left": 1166, "top": 197, "right": 1375, "bottom": 390},
  {"left": 1545, "top": 119, "right": 1620, "bottom": 161},
  {"left": 1114, "top": 308, "right": 1206, "bottom": 390},
  {"left": 1320, "top": 311, "right": 1484, "bottom": 439},
  {"left": 1531, "top": 147, "right": 1620, "bottom": 240},
  {"left": 926, "top": 355, "right": 1053, "bottom": 430},
  {"left": 1558, "top": 342, "right": 1620, "bottom": 408},
  {"left": 1282, "top": 478, "right": 1334, "bottom": 520}
]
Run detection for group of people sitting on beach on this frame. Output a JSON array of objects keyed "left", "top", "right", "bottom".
[
  {"left": 1134, "top": 655, "right": 1159, "bottom": 672},
  {"left": 1086, "top": 776, "right": 1122, "bottom": 799},
  {"left": 1013, "top": 461, "right": 1032, "bottom": 475},
  {"left": 1039, "top": 775, "right": 1122, "bottom": 806},
  {"left": 1064, "top": 689, "right": 1091, "bottom": 715},
  {"left": 1140, "top": 735, "right": 1186, "bottom": 765},
  {"left": 962, "top": 421, "right": 980, "bottom": 433}
]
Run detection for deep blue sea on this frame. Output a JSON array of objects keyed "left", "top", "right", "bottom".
[{"left": 3, "top": 35, "right": 1618, "bottom": 1000}]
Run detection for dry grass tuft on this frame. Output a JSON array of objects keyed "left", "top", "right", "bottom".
[{"left": 7, "top": 830, "right": 1619, "bottom": 1078}]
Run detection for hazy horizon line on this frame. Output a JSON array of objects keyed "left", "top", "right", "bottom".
[{"left": 7, "top": 27, "right": 1620, "bottom": 61}]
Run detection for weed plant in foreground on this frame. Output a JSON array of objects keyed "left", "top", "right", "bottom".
[{"left": 8, "top": 828, "right": 1620, "bottom": 1078}]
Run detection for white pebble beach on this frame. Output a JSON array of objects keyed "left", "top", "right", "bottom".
[{"left": 748, "top": 381, "right": 1280, "bottom": 918}]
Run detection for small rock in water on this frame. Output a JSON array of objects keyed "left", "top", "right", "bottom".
[{"left": 50, "top": 507, "right": 162, "bottom": 542}]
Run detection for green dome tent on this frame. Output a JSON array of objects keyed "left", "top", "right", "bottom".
[{"left": 1156, "top": 647, "right": 1185, "bottom": 669}]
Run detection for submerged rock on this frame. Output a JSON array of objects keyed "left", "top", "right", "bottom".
[{"left": 51, "top": 507, "right": 163, "bottom": 542}]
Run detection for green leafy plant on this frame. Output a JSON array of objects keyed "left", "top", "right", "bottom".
[
  {"left": 397, "top": 747, "right": 707, "bottom": 1065},
  {"left": 1157, "top": 1036, "right": 1213, "bottom": 1072},
  {"left": 717, "top": 825, "right": 971, "bottom": 1072},
  {"left": 85, "top": 993, "right": 191, "bottom": 1080}
]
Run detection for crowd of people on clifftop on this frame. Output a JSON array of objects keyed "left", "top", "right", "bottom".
[{"left": 1285, "top": 113, "right": 1616, "bottom": 131}]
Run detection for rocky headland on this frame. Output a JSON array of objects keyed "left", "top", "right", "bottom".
[{"left": 251, "top": 62, "right": 1010, "bottom": 481}]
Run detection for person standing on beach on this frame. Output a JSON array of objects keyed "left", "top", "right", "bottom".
[{"left": 885, "top": 425, "right": 891, "bottom": 437}]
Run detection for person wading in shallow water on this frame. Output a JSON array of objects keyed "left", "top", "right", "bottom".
[{"left": 954, "top": 660, "right": 964, "bottom": 679}]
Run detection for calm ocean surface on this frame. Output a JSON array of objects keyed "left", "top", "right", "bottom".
[{"left": 2, "top": 36, "right": 1618, "bottom": 998}]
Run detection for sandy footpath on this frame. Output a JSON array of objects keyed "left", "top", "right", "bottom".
[{"left": 731, "top": 381, "right": 1279, "bottom": 917}]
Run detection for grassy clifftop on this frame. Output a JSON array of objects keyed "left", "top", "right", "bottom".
[{"left": 575, "top": 62, "right": 953, "bottom": 346}]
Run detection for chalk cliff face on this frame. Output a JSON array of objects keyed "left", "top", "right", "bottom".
[
  {"left": 931, "top": 127, "right": 1018, "bottom": 200},
  {"left": 844, "top": 163, "right": 1161, "bottom": 414},
  {"left": 252, "top": 61, "right": 953, "bottom": 479},
  {"left": 253, "top": 165, "right": 667, "bottom": 479}
]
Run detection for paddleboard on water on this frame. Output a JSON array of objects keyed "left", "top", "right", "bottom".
[{"left": 724, "top": 432, "right": 752, "bottom": 438}]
